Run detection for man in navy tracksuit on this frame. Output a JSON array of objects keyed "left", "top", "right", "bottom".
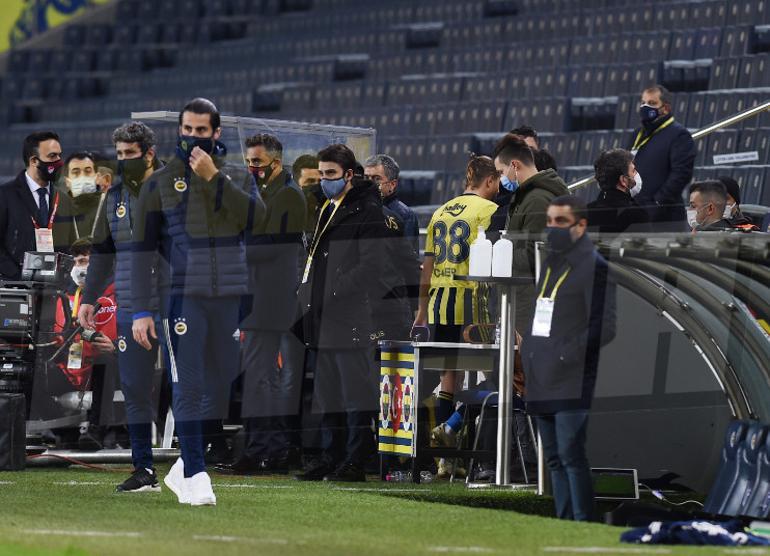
[
  {"left": 80, "top": 121, "right": 164, "bottom": 493},
  {"left": 630, "top": 85, "right": 696, "bottom": 230},
  {"left": 131, "top": 98, "right": 264, "bottom": 506}
]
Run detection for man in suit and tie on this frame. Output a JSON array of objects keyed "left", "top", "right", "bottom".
[{"left": 0, "top": 131, "right": 73, "bottom": 280}]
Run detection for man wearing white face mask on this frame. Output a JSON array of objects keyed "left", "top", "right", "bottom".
[
  {"left": 687, "top": 181, "right": 734, "bottom": 232},
  {"left": 717, "top": 176, "right": 759, "bottom": 232},
  {"left": 63, "top": 152, "right": 110, "bottom": 240},
  {"left": 587, "top": 149, "right": 651, "bottom": 234}
]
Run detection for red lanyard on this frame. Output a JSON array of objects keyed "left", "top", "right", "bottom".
[{"left": 30, "top": 191, "right": 60, "bottom": 230}]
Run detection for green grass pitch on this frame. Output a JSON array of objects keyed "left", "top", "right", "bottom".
[{"left": 0, "top": 465, "right": 742, "bottom": 555}]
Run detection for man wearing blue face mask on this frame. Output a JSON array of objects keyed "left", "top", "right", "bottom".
[
  {"left": 293, "top": 144, "right": 387, "bottom": 483},
  {"left": 521, "top": 195, "right": 616, "bottom": 522},
  {"left": 630, "top": 85, "right": 695, "bottom": 230},
  {"left": 130, "top": 98, "right": 265, "bottom": 506}
]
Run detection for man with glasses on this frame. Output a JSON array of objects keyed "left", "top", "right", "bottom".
[
  {"left": 0, "top": 131, "right": 71, "bottom": 280},
  {"left": 79, "top": 121, "right": 164, "bottom": 494}
]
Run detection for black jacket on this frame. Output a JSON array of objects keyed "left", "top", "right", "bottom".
[
  {"left": 521, "top": 234, "right": 616, "bottom": 415},
  {"left": 374, "top": 199, "right": 421, "bottom": 340},
  {"left": 587, "top": 188, "right": 652, "bottom": 234},
  {"left": 294, "top": 179, "right": 387, "bottom": 349},
  {"left": 241, "top": 170, "right": 306, "bottom": 331},
  {"left": 696, "top": 218, "right": 734, "bottom": 232},
  {"left": 631, "top": 117, "right": 696, "bottom": 224},
  {"left": 0, "top": 171, "right": 74, "bottom": 280},
  {"left": 59, "top": 189, "right": 105, "bottom": 241},
  {"left": 383, "top": 193, "right": 419, "bottom": 254}
]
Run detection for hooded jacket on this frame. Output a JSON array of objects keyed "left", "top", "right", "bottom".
[{"left": 505, "top": 168, "right": 569, "bottom": 328}]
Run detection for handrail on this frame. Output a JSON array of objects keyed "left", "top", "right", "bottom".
[{"left": 567, "top": 99, "right": 770, "bottom": 191}]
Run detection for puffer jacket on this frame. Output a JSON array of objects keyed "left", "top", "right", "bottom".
[{"left": 130, "top": 153, "right": 264, "bottom": 315}]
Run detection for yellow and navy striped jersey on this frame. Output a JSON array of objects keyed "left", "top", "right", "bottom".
[{"left": 424, "top": 193, "right": 498, "bottom": 325}]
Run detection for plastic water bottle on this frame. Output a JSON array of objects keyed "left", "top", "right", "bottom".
[
  {"left": 469, "top": 226, "right": 492, "bottom": 277},
  {"left": 385, "top": 471, "right": 434, "bottom": 483},
  {"left": 385, "top": 471, "right": 412, "bottom": 482},
  {"left": 492, "top": 235, "right": 513, "bottom": 277}
]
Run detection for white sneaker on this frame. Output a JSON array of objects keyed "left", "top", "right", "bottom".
[
  {"left": 187, "top": 471, "right": 216, "bottom": 506},
  {"left": 164, "top": 458, "right": 190, "bottom": 504}
]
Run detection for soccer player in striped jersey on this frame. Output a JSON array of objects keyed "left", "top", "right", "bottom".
[{"left": 413, "top": 155, "right": 501, "bottom": 477}]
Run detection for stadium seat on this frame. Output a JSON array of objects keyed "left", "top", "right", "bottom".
[
  {"left": 689, "top": 1, "right": 727, "bottom": 28},
  {"left": 719, "top": 26, "right": 752, "bottom": 57},
  {"left": 727, "top": 0, "right": 770, "bottom": 25},
  {"left": 695, "top": 27, "right": 723, "bottom": 60},
  {"left": 669, "top": 29, "right": 697, "bottom": 59},
  {"left": 85, "top": 25, "right": 113, "bottom": 46},
  {"left": 742, "top": 166, "right": 766, "bottom": 205}
]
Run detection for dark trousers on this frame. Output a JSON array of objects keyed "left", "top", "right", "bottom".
[
  {"left": 311, "top": 347, "right": 378, "bottom": 468},
  {"left": 163, "top": 296, "right": 240, "bottom": 477},
  {"left": 537, "top": 410, "right": 594, "bottom": 521},
  {"left": 117, "top": 313, "right": 159, "bottom": 471},
  {"left": 241, "top": 330, "right": 303, "bottom": 459}
]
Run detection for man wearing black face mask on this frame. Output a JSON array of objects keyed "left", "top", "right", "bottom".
[
  {"left": 131, "top": 98, "right": 265, "bottom": 506},
  {"left": 630, "top": 85, "right": 695, "bottom": 230},
  {"left": 0, "top": 131, "right": 73, "bottom": 280},
  {"left": 521, "top": 195, "right": 616, "bottom": 522},
  {"left": 217, "top": 133, "right": 306, "bottom": 475},
  {"left": 79, "top": 121, "right": 164, "bottom": 494}
]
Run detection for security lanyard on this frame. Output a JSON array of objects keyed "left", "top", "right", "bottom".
[
  {"left": 71, "top": 287, "right": 81, "bottom": 319},
  {"left": 538, "top": 266, "right": 571, "bottom": 301},
  {"left": 30, "top": 191, "right": 60, "bottom": 229},
  {"left": 631, "top": 116, "right": 674, "bottom": 152},
  {"left": 302, "top": 192, "right": 347, "bottom": 284},
  {"left": 74, "top": 192, "right": 107, "bottom": 240}
]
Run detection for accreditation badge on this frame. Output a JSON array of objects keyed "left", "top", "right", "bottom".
[
  {"left": 531, "top": 298, "right": 555, "bottom": 338},
  {"left": 68, "top": 341, "right": 84, "bottom": 370},
  {"left": 116, "top": 203, "right": 127, "bottom": 219},
  {"left": 35, "top": 228, "right": 54, "bottom": 252},
  {"left": 173, "top": 178, "right": 188, "bottom": 193}
]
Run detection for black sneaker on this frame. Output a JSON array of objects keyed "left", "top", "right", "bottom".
[
  {"left": 214, "top": 456, "right": 263, "bottom": 476},
  {"left": 323, "top": 462, "right": 366, "bottom": 483},
  {"left": 294, "top": 460, "right": 335, "bottom": 482},
  {"left": 115, "top": 468, "right": 161, "bottom": 493}
]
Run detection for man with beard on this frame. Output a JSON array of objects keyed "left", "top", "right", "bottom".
[
  {"left": 79, "top": 121, "right": 163, "bottom": 493},
  {"left": 218, "top": 133, "right": 306, "bottom": 475},
  {"left": 0, "top": 131, "right": 70, "bottom": 279},
  {"left": 131, "top": 98, "right": 264, "bottom": 505}
]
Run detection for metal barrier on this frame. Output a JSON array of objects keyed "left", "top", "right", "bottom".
[{"left": 568, "top": 99, "right": 770, "bottom": 192}]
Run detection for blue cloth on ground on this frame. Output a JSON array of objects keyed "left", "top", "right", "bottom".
[{"left": 621, "top": 520, "right": 770, "bottom": 546}]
